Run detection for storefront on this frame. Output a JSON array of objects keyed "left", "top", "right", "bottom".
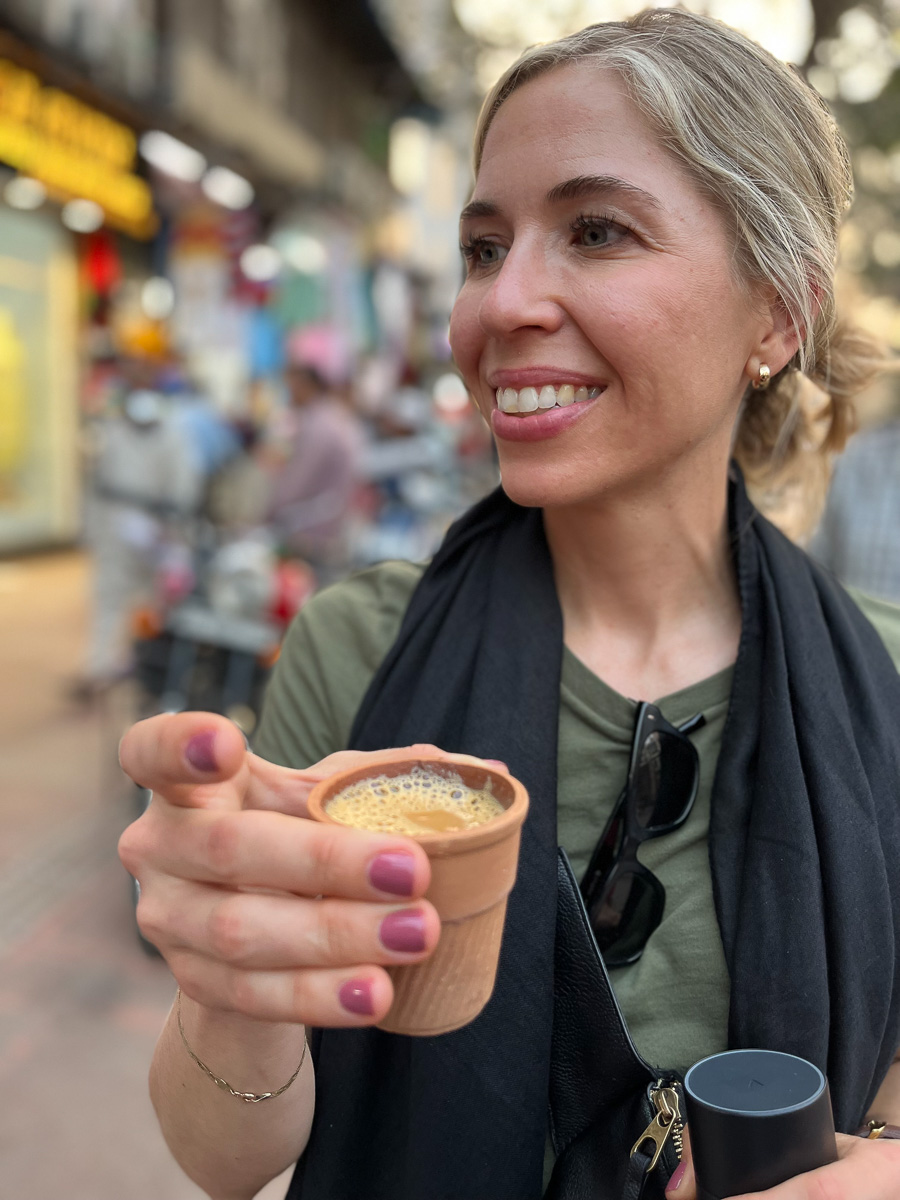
[
  {"left": 0, "top": 205, "right": 79, "bottom": 550},
  {"left": 0, "top": 48, "right": 156, "bottom": 551}
]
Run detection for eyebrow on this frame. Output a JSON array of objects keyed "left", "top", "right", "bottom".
[{"left": 459, "top": 174, "right": 662, "bottom": 223}]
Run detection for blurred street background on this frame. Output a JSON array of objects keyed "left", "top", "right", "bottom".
[{"left": 0, "top": 0, "right": 898, "bottom": 1196}]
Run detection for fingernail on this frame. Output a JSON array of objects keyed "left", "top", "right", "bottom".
[
  {"left": 484, "top": 759, "right": 508, "bottom": 770},
  {"left": 339, "top": 978, "right": 375, "bottom": 1016},
  {"left": 185, "top": 731, "right": 217, "bottom": 773},
  {"left": 368, "top": 852, "right": 415, "bottom": 897},
  {"left": 380, "top": 909, "right": 427, "bottom": 954},
  {"left": 666, "top": 1162, "right": 686, "bottom": 1193}
]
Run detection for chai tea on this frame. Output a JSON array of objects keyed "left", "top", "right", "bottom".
[{"left": 324, "top": 766, "right": 505, "bottom": 836}]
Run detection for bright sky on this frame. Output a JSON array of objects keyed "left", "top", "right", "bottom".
[{"left": 454, "top": 0, "right": 815, "bottom": 68}]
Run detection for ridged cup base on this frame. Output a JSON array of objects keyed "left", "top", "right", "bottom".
[{"left": 376, "top": 900, "right": 508, "bottom": 1036}]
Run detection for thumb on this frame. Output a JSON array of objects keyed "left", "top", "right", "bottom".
[
  {"left": 666, "top": 1124, "right": 696, "bottom": 1198},
  {"left": 245, "top": 744, "right": 508, "bottom": 818},
  {"left": 118, "top": 711, "right": 249, "bottom": 810}
]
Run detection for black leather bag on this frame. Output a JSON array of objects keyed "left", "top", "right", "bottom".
[{"left": 547, "top": 850, "right": 683, "bottom": 1200}]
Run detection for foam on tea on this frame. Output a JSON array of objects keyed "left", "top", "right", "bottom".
[{"left": 325, "top": 765, "right": 505, "bottom": 835}]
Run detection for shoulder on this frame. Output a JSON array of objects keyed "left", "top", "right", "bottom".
[
  {"left": 253, "top": 560, "right": 425, "bottom": 767},
  {"left": 298, "top": 559, "right": 424, "bottom": 658},
  {"left": 846, "top": 586, "right": 900, "bottom": 671}
]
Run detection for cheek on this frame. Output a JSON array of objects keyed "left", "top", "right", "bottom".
[
  {"left": 581, "top": 271, "right": 747, "bottom": 384},
  {"left": 448, "top": 290, "right": 482, "bottom": 381}
]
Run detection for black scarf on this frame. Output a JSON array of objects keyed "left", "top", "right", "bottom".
[{"left": 287, "top": 472, "right": 900, "bottom": 1200}]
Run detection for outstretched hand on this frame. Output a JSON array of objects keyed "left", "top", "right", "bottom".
[{"left": 118, "top": 712, "right": 498, "bottom": 1027}]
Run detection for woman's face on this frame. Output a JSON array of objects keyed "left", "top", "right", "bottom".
[{"left": 449, "top": 65, "right": 777, "bottom": 509}]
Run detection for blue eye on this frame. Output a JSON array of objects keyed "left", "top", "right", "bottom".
[
  {"left": 571, "top": 213, "right": 634, "bottom": 248},
  {"left": 460, "top": 238, "right": 507, "bottom": 269},
  {"left": 579, "top": 222, "right": 612, "bottom": 246}
]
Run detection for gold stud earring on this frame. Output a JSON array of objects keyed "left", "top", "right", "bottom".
[{"left": 752, "top": 364, "right": 771, "bottom": 391}]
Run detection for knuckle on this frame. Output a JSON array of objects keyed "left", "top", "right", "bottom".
[
  {"left": 207, "top": 897, "right": 252, "bottom": 966},
  {"left": 204, "top": 813, "right": 244, "bottom": 882},
  {"left": 135, "top": 893, "right": 166, "bottom": 948},
  {"left": 117, "top": 825, "right": 141, "bottom": 877},
  {"left": 289, "top": 971, "right": 318, "bottom": 1020},
  {"left": 118, "top": 816, "right": 151, "bottom": 876},
  {"left": 173, "top": 955, "right": 214, "bottom": 1008},
  {"left": 313, "top": 903, "right": 353, "bottom": 965},
  {"left": 227, "top": 970, "right": 258, "bottom": 1015},
  {"left": 309, "top": 826, "right": 346, "bottom": 893}
]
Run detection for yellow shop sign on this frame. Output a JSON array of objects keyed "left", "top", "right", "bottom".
[{"left": 0, "top": 58, "right": 156, "bottom": 238}]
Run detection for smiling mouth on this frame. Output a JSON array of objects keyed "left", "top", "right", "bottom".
[{"left": 495, "top": 384, "right": 604, "bottom": 414}]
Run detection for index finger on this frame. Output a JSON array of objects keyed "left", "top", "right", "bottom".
[{"left": 118, "top": 712, "right": 249, "bottom": 810}]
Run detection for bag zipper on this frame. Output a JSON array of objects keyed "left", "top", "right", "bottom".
[{"left": 629, "top": 1079, "right": 685, "bottom": 1174}]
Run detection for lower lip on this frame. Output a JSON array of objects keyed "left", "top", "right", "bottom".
[{"left": 490, "top": 393, "right": 602, "bottom": 443}]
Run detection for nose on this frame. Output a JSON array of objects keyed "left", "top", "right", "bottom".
[{"left": 477, "top": 239, "right": 564, "bottom": 339}]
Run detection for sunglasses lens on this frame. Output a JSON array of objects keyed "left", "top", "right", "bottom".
[
  {"left": 632, "top": 729, "right": 697, "bottom": 832},
  {"left": 580, "top": 810, "right": 625, "bottom": 909},
  {"left": 589, "top": 866, "right": 663, "bottom": 966}
]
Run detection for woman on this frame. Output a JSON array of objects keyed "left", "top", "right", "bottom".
[{"left": 118, "top": 10, "right": 900, "bottom": 1200}]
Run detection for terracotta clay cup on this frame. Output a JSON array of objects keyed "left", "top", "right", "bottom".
[{"left": 307, "top": 752, "right": 529, "bottom": 1036}]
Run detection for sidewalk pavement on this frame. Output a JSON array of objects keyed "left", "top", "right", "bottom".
[{"left": 0, "top": 552, "right": 291, "bottom": 1199}]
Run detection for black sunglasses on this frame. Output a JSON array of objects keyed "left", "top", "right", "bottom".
[{"left": 580, "top": 702, "right": 704, "bottom": 968}]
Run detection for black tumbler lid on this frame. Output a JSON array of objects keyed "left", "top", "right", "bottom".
[
  {"left": 685, "top": 1048, "right": 827, "bottom": 1116},
  {"left": 683, "top": 1050, "right": 837, "bottom": 1200}
]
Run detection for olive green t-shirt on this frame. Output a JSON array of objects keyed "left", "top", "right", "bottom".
[{"left": 254, "top": 562, "right": 900, "bottom": 1074}]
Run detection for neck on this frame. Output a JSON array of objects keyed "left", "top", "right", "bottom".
[{"left": 544, "top": 458, "right": 741, "bottom": 700}]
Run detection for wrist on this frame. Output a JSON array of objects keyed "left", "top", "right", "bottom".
[{"left": 174, "top": 989, "right": 307, "bottom": 1097}]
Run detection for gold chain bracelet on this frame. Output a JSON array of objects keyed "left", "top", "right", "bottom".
[{"left": 175, "top": 987, "right": 308, "bottom": 1104}]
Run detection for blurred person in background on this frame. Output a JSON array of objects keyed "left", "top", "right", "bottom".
[
  {"left": 810, "top": 405, "right": 900, "bottom": 603},
  {"left": 162, "top": 356, "right": 243, "bottom": 499},
  {"left": 265, "top": 361, "right": 365, "bottom": 582},
  {"left": 72, "top": 360, "right": 204, "bottom": 700},
  {"left": 205, "top": 419, "right": 274, "bottom": 534}
]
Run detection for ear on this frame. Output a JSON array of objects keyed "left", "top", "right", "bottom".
[{"left": 745, "top": 283, "right": 820, "bottom": 385}]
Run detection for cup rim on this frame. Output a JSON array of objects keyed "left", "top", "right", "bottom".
[
  {"left": 306, "top": 752, "right": 529, "bottom": 853},
  {"left": 684, "top": 1049, "right": 828, "bottom": 1117}
]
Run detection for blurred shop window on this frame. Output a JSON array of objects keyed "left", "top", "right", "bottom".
[
  {"left": 0, "top": 312, "right": 28, "bottom": 503},
  {"left": 39, "top": 0, "right": 159, "bottom": 98},
  {"left": 0, "top": 206, "right": 80, "bottom": 550},
  {"left": 223, "top": 0, "right": 288, "bottom": 107}
]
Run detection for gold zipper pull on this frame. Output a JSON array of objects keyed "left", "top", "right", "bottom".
[
  {"left": 630, "top": 1083, "right": 685, "bottom": 1173},
  {"left": 657, "top": 1086, "right": 685, "bottom": 1163}
]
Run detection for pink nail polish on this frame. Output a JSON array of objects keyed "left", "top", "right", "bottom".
[
  {"left": 339, "top": 978, "right": 375, "bottom": 1016},
  {"left": 666, "top": 1162, "right": 686, "bottom": 1193},
  {"left": 185, "top": 731, "right": 217, "bottom": 773},
  {"left": 380, "top": 909, "right": 427, "bottom": 954},
  {"left": 368, "top": 852, "right": 415, "bottom": 897}
]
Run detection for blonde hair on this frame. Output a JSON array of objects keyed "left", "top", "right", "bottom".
[{"left": 474, "top": 8, "right": 888, "bottom": 533}]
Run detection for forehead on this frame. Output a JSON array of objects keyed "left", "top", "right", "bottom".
[{"left": 475, "top": 63, "right": 686, "bottom": 201}]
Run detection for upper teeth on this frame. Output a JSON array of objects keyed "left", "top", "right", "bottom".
[{"left": 495, "top": 385, "right": 601, "bottom": 413}]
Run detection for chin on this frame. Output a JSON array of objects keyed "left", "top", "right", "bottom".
[{"left": 497, "top": 460, "right": 604, "bottom": 510}]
